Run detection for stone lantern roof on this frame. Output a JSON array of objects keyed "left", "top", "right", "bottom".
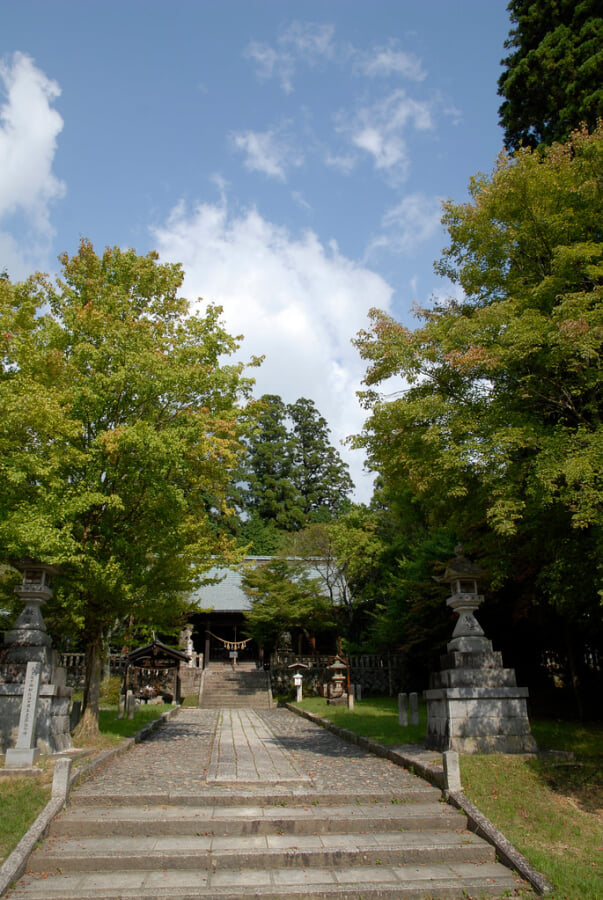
[{"left": 435, "top": 545, "right": 484, "bottom": 586}]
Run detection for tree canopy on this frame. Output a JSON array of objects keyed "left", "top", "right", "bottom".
[
  {"left": 352, "top": 127, "right": 603, "bottom": 712},
  {"left": 240, "top": 394, "right": 353, "bottom": 542},
  {"left": 241, "top": 557, "right": 334, "bottom": 653},
  {"left": 0, "top": 239, "right": 255, "bottom": 732},
  {"left": 498, "top": 0, "right": 603, "bottom": 150}
]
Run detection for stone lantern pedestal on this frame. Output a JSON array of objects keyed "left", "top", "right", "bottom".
[
  {"left": 425, "top": 548, "right": 536, "bottom": 754},
  {"left": 0, "top": 561, "right": 73, "bottom": 763}
]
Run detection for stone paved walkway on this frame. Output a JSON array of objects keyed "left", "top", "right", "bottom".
[
  {"left": 4, "top": 707, "right": 533, "bottom": 899},
  {"left": 75, "top": 707, "right": 426, "bottom": 799},
  {"left": 207, "top": 710, "right": 310, "bottom": 782}
]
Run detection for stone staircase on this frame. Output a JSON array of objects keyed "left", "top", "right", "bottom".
[
  {"left": 6, "top": 784, "right": 528, "bottom": 899},
  {"left": 199, "top": 662, "right": 272, "bottom": 709}
]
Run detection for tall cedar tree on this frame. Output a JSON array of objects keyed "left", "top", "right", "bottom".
[
  {"left": 241, "top": 395, "right": 305, "bottom": 532},
  {"left": 0, "top": 241, "right": 254, "bottom": 736},
  {"left": 241, "top": 395, "right": 353, "bottom": 539},
  {"left": 498, "top": 0, "right": 603, "bottom": 150},
  {"left": 288, "top": 398, "right": 354, "bottom": 520}
]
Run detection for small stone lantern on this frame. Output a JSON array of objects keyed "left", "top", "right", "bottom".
[
  {"left": 326, "top": 657, "right": 347, "bottom": 702},
  {"left": 288, "top": 662, "right": 309, "bottom": 702}
]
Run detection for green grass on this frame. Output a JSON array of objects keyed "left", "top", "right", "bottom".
[
  {"left": 0, "top": 777, "right": 51, "bottom": 864},
  {"left": 180, "top": 694, "right": 200, "bottom": 708},
  {"left": 297, "top": 695, "right": 427, "bottom": 745},
  {"left": 97, "top": 703, "right": 174, "bottom": 739},
  {"left": 298, "top": 696, "right": 603, "bottom": 900}
]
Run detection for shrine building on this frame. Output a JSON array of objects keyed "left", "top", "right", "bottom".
[{"left": 187, "top": 557, "right": 268, "bottom": 667}]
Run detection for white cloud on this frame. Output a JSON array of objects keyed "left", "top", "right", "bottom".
[
  {"left": 151, "top": 200, "right": 394, "bottom": 502},
  {"left": 0, "top": 52, "right": 65, "bottom": 232},
  {"left": 338, "top": 89, "right": 434, "bottom": 181},
  {"left": 357, "top": 44, "right": 426, "bottom": 81},
  {"left": 367, "top": 192, "right": 443, "bottom": 256},
  {"left": 325, "top": 152, "right": 357, "bottom": 175},
  {"left": 282, "top": 22, "right": 335, "bottom": 60},
  {"left": 231, "top": 126, "right": 303, "bottom": 181},
  {"left": 245, "top": 22, "right": 335, "bottom": 93},
  {"left": 353, "top": 126, "right": 406, "bottom": 173},
  {"left": 245, "top": 41, "right": 294, "bottom": 93}
]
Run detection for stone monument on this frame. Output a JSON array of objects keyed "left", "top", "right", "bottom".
[
  {"left": 0, "top": 560, "right": 73, "bottom": 764},
  {"left": 425, "top": 547, "right": 537, "bottom": 754}
]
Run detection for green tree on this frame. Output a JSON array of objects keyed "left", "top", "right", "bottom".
[
  {"left": 240, "top": 394, "right": 354, "bottom": 544},
  {"left": 498, "top": 0, "right": 603, "bottom": 150},
  {"left": 363, "top": 482, "right": 458, "bottom": 686},
  {"left": 288, "top": 397, "right": 354, "bottom": 521},
  {"left": 241, "top": 395, "right": 305, "bottom": 532},
  {"left": 286, "top": 509, "right": 384, "bottom": 646},
  {"left": 352, "top": 128, "right": 603, "bottom": 710},
  {"left": 0, "top": 240, "right": 254, "bottom": 736},
  {"left": 241, "top": 558, "right": 334, "bottom": 653}
]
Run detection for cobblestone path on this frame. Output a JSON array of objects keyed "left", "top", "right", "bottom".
[{"left": 75, "top": 707, "right": 423, "bottom": 799}]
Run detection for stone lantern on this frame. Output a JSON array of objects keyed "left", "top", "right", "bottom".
[
  {"left": 439, "top": 546, "right": 489, "bottom": 655},
  {"left": 1, "top": 559, "right": 73, "bottom": 761},
  {"left": 288, "top": 662, "right": 309, "bottom": 702},
  {"left": 4, "top": 560, "right": 60, "bottom": 658},
  {"left": 425, "top": 546, "right": 536, "bottom": 754},
  {"left": 326, "top": 657, "right": 347, "bottom": 703}
]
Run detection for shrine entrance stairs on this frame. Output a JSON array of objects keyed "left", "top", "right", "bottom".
[
  {"left": 5, "top": 709, "right": 531, "bottom": 900},
  {"left": 199, "top": 661, "right": 272, "bottom": 709}
]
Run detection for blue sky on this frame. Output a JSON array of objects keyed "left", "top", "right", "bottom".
[{"left": 3, "top": 1, "right": 512, "bottom": 501}]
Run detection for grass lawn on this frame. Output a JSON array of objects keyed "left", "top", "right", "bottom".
[
  {"left": 0, "top": 702, "right": 173, "bottom": 864},
  {"left": 297, "top": 695, "right": 603, "bottom": 900},
  {"left": 0, "top": 776, "right": 51, "bottom": 866},
  {"left": 296, "top": 695, "right": 427, "bottom": 745}
]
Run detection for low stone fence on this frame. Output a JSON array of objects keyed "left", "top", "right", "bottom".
[
  {"left": 59, "top": 654, "right": 126, "bottom": 689},
  {"left": 269, "top": 653, "right": 406, "bottom": 697}
]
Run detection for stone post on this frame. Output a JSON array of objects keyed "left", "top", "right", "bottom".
[
  {"left": 5, "top": 662, "right": 42, "bottom": 768},
  {"left": 443, "top": 750, "right": 462, "bottom": 794},
  {"left": 398, "top": 692, "right": 408, "bottom": 726},
  {"left": 409, "top": 692, "right": 419, "bottom": 726}
]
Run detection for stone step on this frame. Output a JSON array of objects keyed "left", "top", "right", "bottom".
[
  {"left": 74, "top": 786, "right": 442, "bottom": 808},
  {"left": 200, "top": 668, "right": 271, "bottom": 709},
  {"left": 50, "top": 801, "right": 465, "bottom": 837},
  {"left": 27, "top": 830, "right": 495, "bottom": 873},
  {"left": 201, "top": 700, "right": 271, "bottom": 708},
  {"left": 7, "top": 863, "right": 525, "bottom": 899}
]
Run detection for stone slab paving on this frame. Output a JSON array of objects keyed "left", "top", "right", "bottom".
[{"left": 207, "top": 710, "right": 310, "bottom": 782}]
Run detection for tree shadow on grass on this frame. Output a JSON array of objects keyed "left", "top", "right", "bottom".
[{"left": 528, "top": 754, "right": 603, "bottom": 814}]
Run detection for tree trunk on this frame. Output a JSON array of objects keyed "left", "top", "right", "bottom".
[
  {"left": 73, "top": 635, "right": 102, "bottom": 742},
  {"left": 102, "top": 624, "right": 114, "bottom": 682}
]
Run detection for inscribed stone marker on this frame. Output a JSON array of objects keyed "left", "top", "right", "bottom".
[{"left": 5, "top": 661, "right": 42, "bottom": 767}]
